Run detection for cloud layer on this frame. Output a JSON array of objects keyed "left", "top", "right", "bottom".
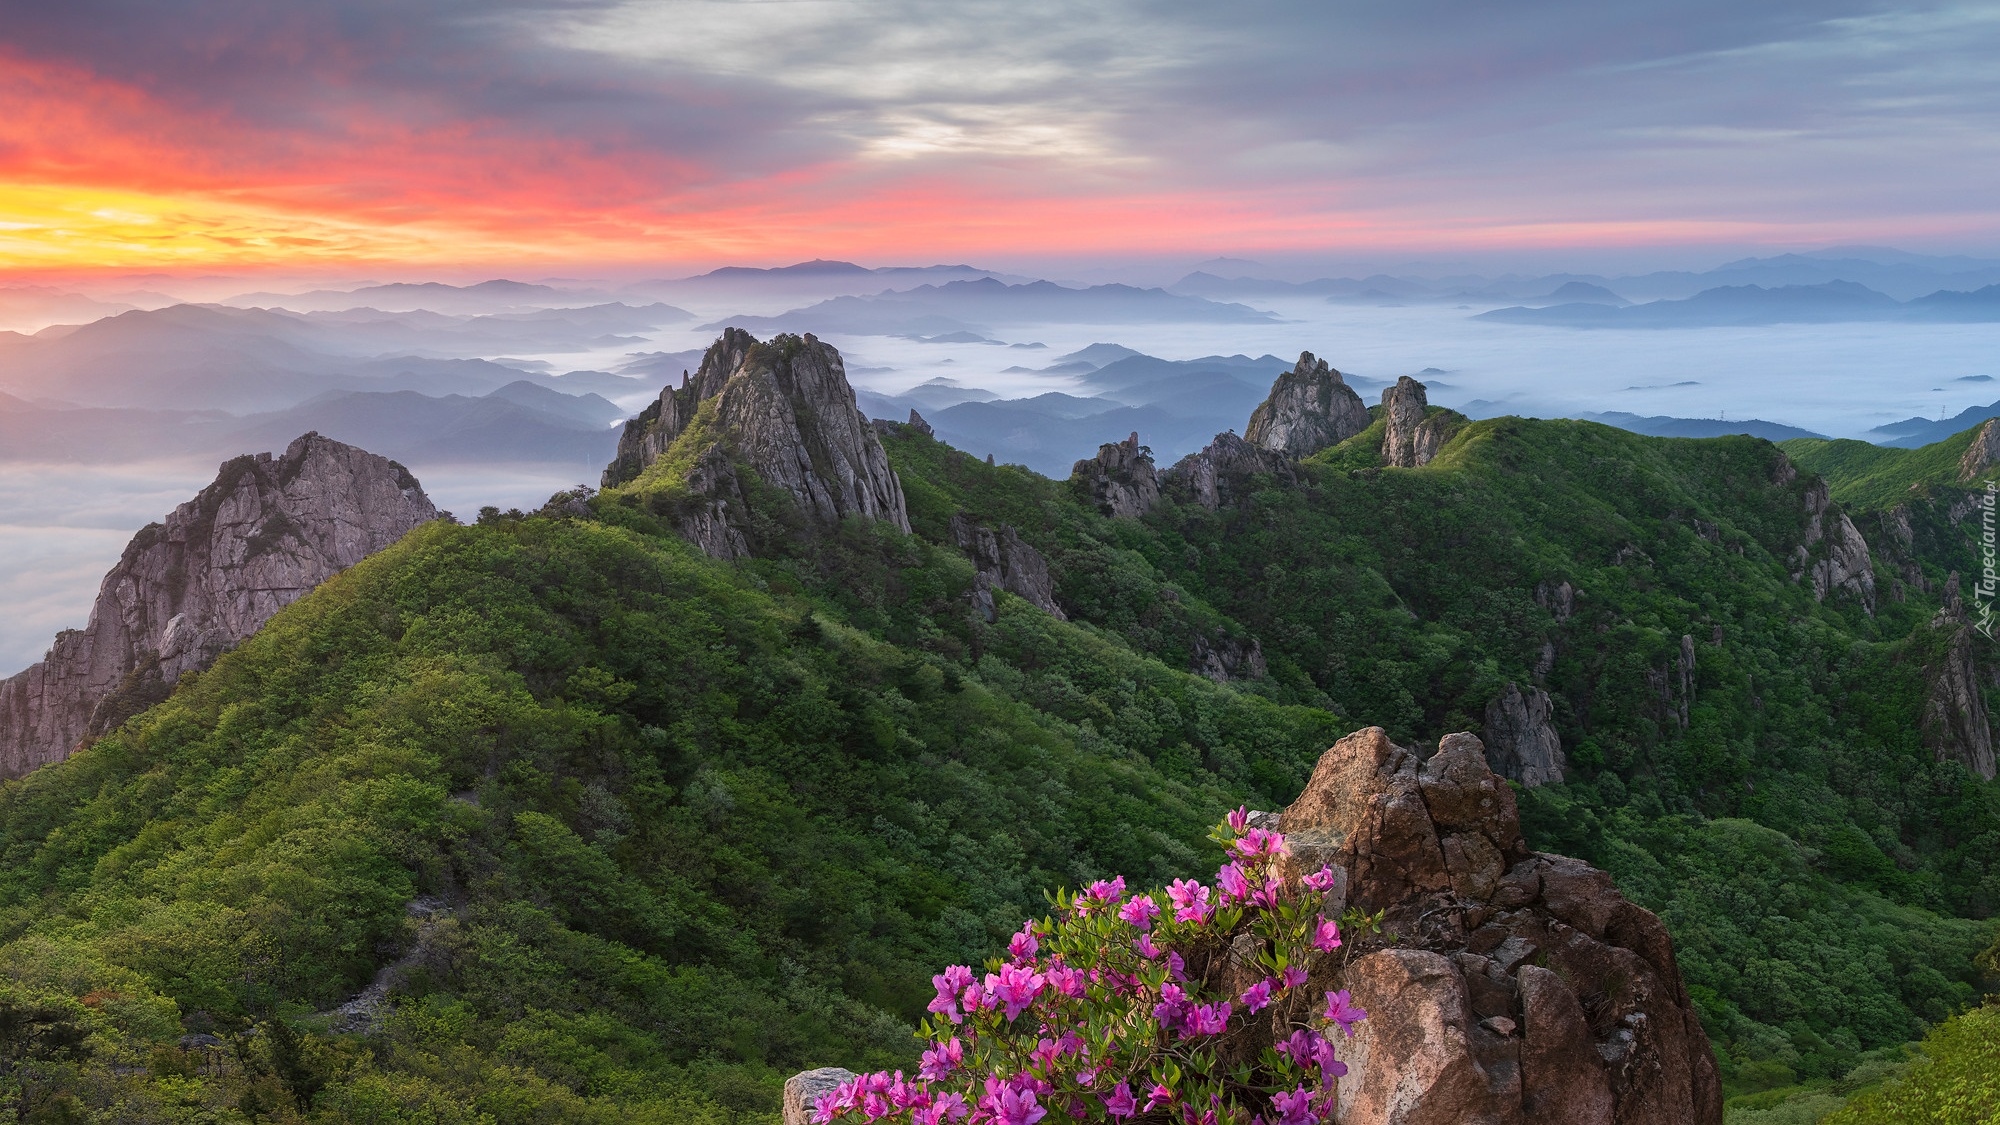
[{"left": 2, "top": 0, "right": 1997, "bottom": 268}]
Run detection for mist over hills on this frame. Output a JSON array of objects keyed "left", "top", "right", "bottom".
[
  {"left": 1478, "top": 280, "right": 2000, "bottom": 328},
  {"left": 706, "top": 277, "right": 1281, "bottom": 337}
]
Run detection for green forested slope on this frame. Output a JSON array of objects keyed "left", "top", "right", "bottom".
[{"left": 1, "top": 410, "right": 1996, "bottom": 1122}]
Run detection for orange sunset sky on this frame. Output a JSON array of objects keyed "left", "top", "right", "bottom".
[{"left": 4, "top": 1, "right": 1999, "bottom": 276}]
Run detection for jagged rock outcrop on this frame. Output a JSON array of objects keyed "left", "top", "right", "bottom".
[
  {"left": 1534, "top": 580, "right": 1576, "bottom": 622},
  {"left": 1070, "top": 432, "right": 1159, "bottom": 518},
  {"left": 601, "top": 329, "right": 909, "bottom": 556},
  {"left": 1483, "top": 683, "right": 1565, "bottom": 787},
  {"left": 1162, "top": 431, "right": 1296, "bottom": 511},
  {"left": 905, "top": 409, "right": 935, "bottom": 438},
  {"left": 1960, "top": 419, "right": 2000, "bottom": 481},
  {"left": 1244, "top": 351, "right": 1371, "bottom": 458},
  {"left": 949, "top": 514, "right": 1064, "bottom": 622},
  {"left": 1789, "top": 479, "right": 1876, "bottom": 613},
  {"left": 1381, "top": 376, "right": 1453, "bottom": 468},
  {"left": 0, "top": 433, "right": 436, "bottom": 778},
  {"left": 1190, "top": 631, "right": 1267, "bottom": 682},
  {"left": 1283, "top": 728, "right": 1722, "bottom": 1125},
  {"left": 1922, "top": 575, "right": 1997, "bottom": 780}
]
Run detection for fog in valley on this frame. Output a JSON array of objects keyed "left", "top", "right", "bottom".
[{"left": 5, "top": 247, "right": 2000, "bottom": 674}]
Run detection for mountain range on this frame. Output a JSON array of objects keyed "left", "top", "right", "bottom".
[{"left": 1477, "top": 280, "right": 2000, "bottom": 328}]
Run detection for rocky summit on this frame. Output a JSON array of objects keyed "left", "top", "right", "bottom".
[
  {"left": 1278, "top": 727, "right": 1722, "bottom": 1125},
  {"left": 0, "top": 433, "right": 435, "bottom": 778},
  {"left": 1381, "top": 375, "right": 1455, "bottom": 468},
  {"left": 1070, "top": 431, "right": 1161, "bottom": 518},
  {"left": 1244, "top": 351, "right": 1372, "bottom": 458},
  {"left": 603, "top": 328, "right": 909, "bottom": 557}
]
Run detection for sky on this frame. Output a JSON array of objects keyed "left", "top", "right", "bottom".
[{"left": 3, "top": 1, "right": 2000, "bottom": 274}]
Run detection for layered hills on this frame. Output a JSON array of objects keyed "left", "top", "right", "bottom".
[{"left": 0, "top": 329, "right": 1995, "bottom": 1122}]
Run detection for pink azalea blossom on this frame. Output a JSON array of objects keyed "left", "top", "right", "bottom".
[
  {"left": 1144, "top": 1085, "right": 1174, "bottom": 1113},
  {"left": 1302, "top": 865, "right": 1339, "bottom": 892},
  {"left": 1275, "top": 1028, "right": 1325, "bottom": 1067},
  {"left": 1241, "top": 979, "right": 1274, "bottom": 1013},
  {"left": 1268, "top": 1087, "right": 1319, "bottom": 1125},
  {"left": 1324, "top": 989, "right": 1368, "bottom": 1037},
  {"left": 1102, "top": 1083, "right": 1138, "bottom": 1119},
  {"left": 994, "top": 1087, "right": 1047, "bottom": 1125},
  {"left": 1281, "top": 964, "right": 1309, "bottom": 989},
  {"left": 1312, "top": 919, "right": 1342, "bottom": 952},
  {"left": 930, "top": 965, "right": 974, "bottom": 1023},
  {"left": 1086, "top": 876, "right": 1127, "bottom": 904},
  {"left": 1227, "top": 806, "right": 1251, "bottom": 833},
  {"left": 1167, "top": 950, "right": 1188, "bottom": 981},
  {"left": 1010, "top": 924, "right": 1039, "bottom": 962},
  {"left": 1166, "top": 878, "right": 1213, "bottom": 924},
  {"left": 1134, "top": 932, "right": 1163, "bottom": 959},
  {"left": 1252, "top": 882, "right": 1282, "bottom": 909},
  {"left": 962, "top": 980, "right": 992, "bottom": 1014},
  {"left": 1048, "top": 960, "right": 1088, "bottom": 998},
  {"left": 985, "top": 963, "right": 1047, "bottom": 1020},
  {"left": 1184, "top": 1000, "right": 1232, "bottom": 1036},
  {"left": 920, "top": 1037, "right": 964, "bottom": 1081},
  {"left": 914, "top": 1094, "right": 969, "bottom": 1125},
  {"left": 1233, "top": 827, "right": 1287, "bottom": 858},
  {"left": 1154, "top": 982, "right": 1192, "bottom": 1032},
  {"left": 1216, "top": 862, "right": 1251, "bottom": 902},
  {"left": 1118, "top": 894, "right": 1160, "bottom": 930}
]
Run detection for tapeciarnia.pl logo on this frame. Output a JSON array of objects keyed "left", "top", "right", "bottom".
[{"left": 1978, "top": 481, "right": 1998, "bottom": 639}]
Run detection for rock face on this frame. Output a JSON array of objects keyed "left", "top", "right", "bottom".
[
  {"left": 1923, "top": 588, "right": 1997, "bottom": 780},
  {"left": 1381, "top": 376, "right": 1451, "bottom": 468},
  {"left": 949, "top": 514, "right": 1065, "bottom": 622},
  {"left": 0, "top": 433, "right": 436, "bottom": 778},
  {"left": 601, "top": 329, "right": 910, "bottom": 556},
  {"left": 1790, "top": 479, "right": 1875, "bottom": 613},
  {"left": 1282, "top": 728, "right": 1722, "bottom": 1125},
  {"left": 1960, "top": 419, "right": 2000, "bottom": 481},
  {"left": 1244, "top": 351, "right": 1371, "bottom": 458},
  {"left": 1162, "top": 431, "right": 1296, "bottom": 511},
  {"left": 1190, "top": 631, "right": 1267, "bottom": 682},
  {"left": 1071, "top": 432, "right": 1159, "bottom": 518},
  {"left": 1483, "top": 682, "right": 1566, "bottom": 787}
]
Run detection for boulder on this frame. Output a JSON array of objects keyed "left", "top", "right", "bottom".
[
  {"left": 1244, "top": 351, "right": 1371, "bottom": 458},
  {"left": 1483, "top": 683, "right": 1565, "bottom": 787},
  {"left": 601, "top": 328, "right": 910, "bottom": 555},
  {"left": 949, "top": 514, "right": 1065, "bottom": 622},
  {"left": 1280, "top": 727, "right": 1722, "bottom": 1125},
  {"left": 783, "top": 1067, "right": 857, "bottom": 1125},
  {"left": 1071, "top": 432, "right": 1160, "bottom": 518},
  {"left": 0, "top": 433, "right": 437, "bottom": 778}
]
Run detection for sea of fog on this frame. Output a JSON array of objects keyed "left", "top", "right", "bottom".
[{"left": 5, "top": 298, "right": 1998, "bottom": 677}]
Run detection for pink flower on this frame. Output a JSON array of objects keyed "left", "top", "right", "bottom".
[
  {"left": 930, "top": 965, "right": 975, "bottom": 1023},
  {"left": 1252, "top": 882, "right": 1282, "bottom": 909},
  {"left": 1154, "top": 982, "right": 1192, "bottom": 1032},
  {"left": 1268, "top": 1087, "right": 1319, "bottom": 1125},
  {"left": 1167, "top": 878, "right": 1212, "bottom": 924},
  {"left": 1144, "top": 1085, "right": 1174, "bottom": 1113},
  {"left": 1281, "top": 965, "right": 1309, "bottom": 990},
  {"left": 1241, "top": 979, "right": 1274, "bottom": 1013},
  {"left": 1118, "top": 895, "right": 1160, "bottom": 930},
  {"left": 1102, "top": 1083, "right": 1138, "bottom": 1119},
  {"left": 1010, "top": 924, "right": 1039, "bottom": 962},
  {"left": 994, "top": 1087, "right": 1047, "bottom": 1125},
  {"left": 914, "top": 1094, "right": 969, "bottom": 1125},
  {"left": 1312, "top": 919, "right": 1342, "bottom": 952},
  {"left": 1216, "top": 862, "right": 1251, "bottom": 902},
  {"left": 1275, "top": 1028, "right": 1325, "bottom": 1067},
  {"left": 1087, "top": 876, "right": 1127, "bottom": 905},
  {"left": 1134, "top": 932, "right": 1163, "bottom": 960},
  {"left": 1227, "top": 806, "right": 1250, "bottom": 833},
  {"left": 1302, "top": 865, "right": 1339, "bottom": 892},
  {"left": 1323, "top": 989, "right": 1367, "bottom": 1037},
  {"left": 1048, "top": 960, "right": 1088, "bottom": 998},
  {"left": 1233, "top": 827, "right": 1287, "bottom": 858},
  {"left": 1167, "top": 950, "right": 1188, "bottom": 982},
  {"left": 986, "top": 964, "right": 1047, "bottom": 1020},
  {"left": 962, "top": 980, "right": 992, "bottom": 1014},
  {"left": 1184, "top": 1001, "right": 1232, "bottom": 1036},
  {"left": 919, "top": 1038, "right": 963, "bottom": 1081},
  {"left": 813, "top": 1088, "right": 845, "bottom": 1124}
]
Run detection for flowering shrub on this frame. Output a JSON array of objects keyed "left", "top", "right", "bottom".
[{"left": 816, "top": 810, "right": 1370, "bottom": 1125}]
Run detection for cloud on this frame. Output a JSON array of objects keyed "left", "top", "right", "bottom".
[{"left": 0, "top": 0, "right": 1996, "bottom": 266}]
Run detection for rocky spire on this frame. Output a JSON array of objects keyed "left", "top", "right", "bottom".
[
  {"left": 1482, "top": 682, "right": 1566, "bottom": 786},
  {"left": 1960, "top": 419, "right": 2000, "bottom": 481},
  {"left": 1279, "top": 728, "right": 1722, "bottom": 1124},
  {"left": 1923, "top": 574, "right": 1997, "bottom": 780},
  {"left": 1381, "top": 375, "right": 1452, "bottom": 468},
  {"left": 1161, "top": 431, "right": 1295, "bottom": 511},
  {"left": 1243, "top": 351, "right": 1371, "bottom": 458},
  {"left": 1789, "top": 478, "right": 1876, "bottom": 613},
  {"left": 0, "top": 433, "right": 436, "bottom": 778},
  {"left": 601, "top": 329, "right": 910, "bottom": 556},
  {"left": 1070, "top": 432, "right": 1159, "bottom": 518}
]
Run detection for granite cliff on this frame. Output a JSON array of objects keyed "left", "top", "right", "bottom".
[
  {"left": 1070, "top": 431, "right": 1160, "bottom": 518},
  {"left": 603, "top": 328, "right": 909, "bottom": 557},
  {"left": 1244, "top": 351, "right": 1371, "bottom": 458},
  {"left": 0, "top": 433, "right": 436, "bottom": 778}
]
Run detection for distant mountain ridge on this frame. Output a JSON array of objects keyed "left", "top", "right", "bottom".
[
  {"left": 704, "top": 278, "right": 1280, "bottom": 337},
  {"left": 1477, "top": 280, "right": 2000, "bottom": 328}
]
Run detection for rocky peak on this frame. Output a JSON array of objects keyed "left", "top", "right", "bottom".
[
  {"left": 1789, "top": 476, "right": 1876, "bottom": 613},
  {"left": 1281, "top": 728, "right": 1722, "bottom": 1124},
  {"left": 949, "top": 515, "right": 1064, "bottom": 623},
  {"left": 1483, "top": 682, "right": 1566, "bottom": 787},
  {"left": 0, "top": 433, "right": 436, "bottom": 778},
  {"left": 1922, "top": 581, "right": 1997, "bottom": 780},
  {"left": 1959, "top": 419, "right": 2000, "bottom": 481},
  {"left": 602, "top": 329, "right": 910, "bottom": 556},
  {"left": 1070, "top": 431, "right": 1159, "bottom": 518},
  {"left": 1381, "top": 375, "right": 1453, "bottom": 468},
  {"left": 1161, "top": 431, "right": 1296, "bottom": 511},
  {"left": 1243, "top": 351, "right": 1371, "bottom": 458}
]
